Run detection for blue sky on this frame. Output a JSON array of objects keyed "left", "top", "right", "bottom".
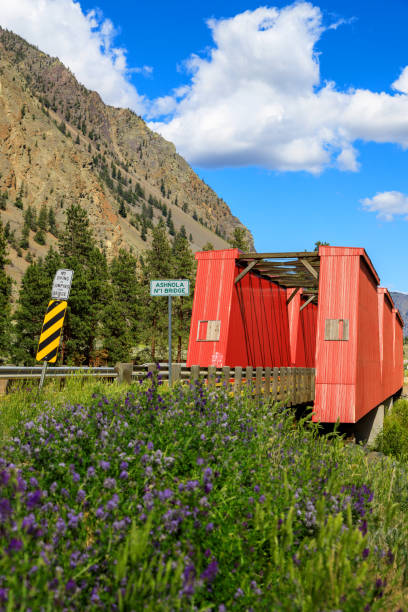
[{"left": 1, "top": 1, "right": 408, "bottom": 290}]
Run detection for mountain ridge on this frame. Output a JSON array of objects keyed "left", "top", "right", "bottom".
[{"left": 0, "top": 26, "right": 253, "bottom": 290}]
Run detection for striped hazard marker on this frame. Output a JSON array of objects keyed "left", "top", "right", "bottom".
[{"left": 36, "top": 300, "right": 68, "bottom": 363}]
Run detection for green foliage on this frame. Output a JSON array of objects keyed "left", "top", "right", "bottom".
[
  {"left": 171, "top": 229, "right": 196, "bottom": 360},
  {"left": 58, "top": 204, "right": 109, "bottom": 365},
  {"left": 33, "top": 228, "right": 46, "bottom": 245},
  {"left": 202, "top": 241, "right": 214, "bottom": 251},
  {"left": 118, "top": 200, "right": 127, "bottom": 218},
  {"left": 141, "top": 220, "right": 173, "bottom": 360},
  {"left": 376, "top": 398, "right": 408, "bottom": 457},
  {"left": 13, "top": 248, "right": 61, "bottom": 364},
  {"left": 0, "top": 191, "right": 7, "bottom": 210},
  {"left": 101, "top": 249, "right": 143, "bottom": 364},
  {"left": 0, "top": 383, "right": 406, "bottom": 609},
  {"left": 37, "top": 204, "right": 48, "bottom": 231},
  {"left": 314, "top": 241, "right": 330, "bottom": 251},
  {"left": 0, "top": 218, "right": 12, "bottom": 362},
  {"left": 230, "top": 226, "right": 249, "bottom": 251}
]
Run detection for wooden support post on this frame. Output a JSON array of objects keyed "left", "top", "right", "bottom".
[
  {"left": 264, "top": 367, "right": 271, "bottom": 398},
  {"left": 311, "top": 368, "right": 316, "bottom": 400},
  {"left": 171, "top": 363, "right": 181, "bottom": 384},
  {"left": 283, "top": 367, "right": 289, "bottom": 405},
  {"left": 115, "top": 362, "right": 133, "bottom": 384},
  {"left": 234, "top": 367, "right": 242, "bottom": 398},
  {"left": 245, "top": 366, "right": 253, "bottom": 392},
  {"left": 255, "top": 367, "right": 263, "bottom": 398},
  {"left": 272, "top": 367, "right": 278, "bottom": 401},
  {"left": 222, "top": 366, "right": 230, "bottom": 385},
  {"left": 208, "top": 366, "right": 216, "bottom": 389},
  {"left": 190, "top": 365, "right": 200, "bottom": 383}
]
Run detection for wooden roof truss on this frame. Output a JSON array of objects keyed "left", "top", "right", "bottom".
[{"left": 235, "top": 251, "right": 320, "bottom": 304}]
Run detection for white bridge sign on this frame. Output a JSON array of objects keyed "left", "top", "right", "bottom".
[{"left": 150, "top": 279, "right": 190, "bottom": 296}]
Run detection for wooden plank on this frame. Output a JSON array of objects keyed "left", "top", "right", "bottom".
[
  {"left": 208, "top": 366, "right": 216, "bottom": 388},
  {"left": 171, "top": 364, "right": 181, "bottom": 383},
  {"left": 286, "top": 287, "right": 300, "bottom": 304},
  {"left": 234, "top": 260, "right": 257, "bottom": 284},
  {"left": 190, "top": 365, "right": 200, "bottom": 383},
  {"left": 300, "top": 295, "right": 315, "bottom": 312},
  {"left": 300, "top": 258, "right": 319, "bottom": 279},
  {"left": 272, "top": 367, "right": 278, "bottom": 401},
  {"left": 222, "top": 366, "right": 230, "bottom": 387},
  {"left": 238, "top": 252, "right": 319, "bottom": 260},
  {"left": 245, "top": 366, "right": 253, "bottom": 391},
  {"left": 234, "top": 367, "right": 242, "bottom": 397},
  {"left": 264, "top": 367, "right": 271, "bottom": 397},
  {"left": 0, "top": 379, "right": 8, "bottom": 395},
  {"left": 255, "top": 367, "right": 263, "bottom": 397}
]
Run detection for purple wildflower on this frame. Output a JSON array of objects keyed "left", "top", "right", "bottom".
[
  {"left": 65, "top": 579, "right": 76, "bottom": 593},
  {"left": 119, "top": 470, "right": 129, "bottom": 480},
  {"left": 106, "top": 494, "right": 119, "bottom": 511},
  {"left": 87, "top": 466, "right": 96, "bottom": 477},
  {"left": 7, "top": 538, "right": 23, "bottom": 553},
  {"left": 99, "top": 460, "right": 110, "bottom": 471},
  {"left": 200, "top": 559, "right": 218, "bottom": 583},
  {"left": 103, "top": 477, "right": 117, "bottom": 490},
  {"left": 26, "top": 490, "right": 42, "bottom": 509},
  {"left": 0, "top": 498, "right": 12, "bottom": 521}
]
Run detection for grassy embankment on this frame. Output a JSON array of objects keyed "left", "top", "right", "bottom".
[{"left": 0, "top": 374, "right": 407, "bottom": 610}]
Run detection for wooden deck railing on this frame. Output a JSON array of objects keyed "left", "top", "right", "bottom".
[
  {"left": 0, "top": 364, "right": 315, "bottom": 405},
  {"left": 148, "top": 364, "right": 315, "bottom": 405}
]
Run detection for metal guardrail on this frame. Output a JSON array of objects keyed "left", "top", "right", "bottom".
[{"left": 0, "top": 366, "right": 117, "bottom": 380}]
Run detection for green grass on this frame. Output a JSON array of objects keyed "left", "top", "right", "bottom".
[{"left": 0, "top": 377, "right": 407, "bottom": 609}]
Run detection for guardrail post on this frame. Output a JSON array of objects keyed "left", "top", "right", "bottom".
[
  {"left": 114, "top": 363, "right": 133, "bottom": 384},
  {"left": 171, "top": 363, "right": 181, "bottom": 384}
]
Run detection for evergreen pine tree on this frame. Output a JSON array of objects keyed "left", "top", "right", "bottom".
[
  {"left": 101, "top": 249, "right": 143, "bottom": 364},
  {"left": 13, "top": 248, "right": 61, "bottom": 364},
  {"left": 38, "top": 204, "right": 48, "bottom": 231},
  {"left": 142, "top": 220, "right": 173, "bottom": 360},
  {"left": 0, "top": 219, "right": 12, "bottom": 363},
  {"left": 58, "top": 204, "right": 108, "bottom": 364},
  {"left": 171, "top": 229, "right": 196, "bottom": 361},
  {"left": 230, "top": 227, "right": 249, "bottom": 251}
]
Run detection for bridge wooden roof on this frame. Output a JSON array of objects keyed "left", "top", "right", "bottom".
[{"left": 235, "top": 252, "right": 320, "bottom": 300}]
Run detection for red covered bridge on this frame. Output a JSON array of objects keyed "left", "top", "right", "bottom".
[{"left": 186, "top": 246, "right": 403, "bottom": 431}]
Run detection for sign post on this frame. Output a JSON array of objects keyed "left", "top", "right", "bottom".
[
  {"left": 150, "top": 280, "right": 190, "bottom": 386},
  {"left": 36, "top": 269, "right": 74, "bottom": 392}
]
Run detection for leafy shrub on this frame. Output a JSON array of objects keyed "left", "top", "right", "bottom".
[{"left": 376, "top": 398, "right": 408, "bottom": 458}]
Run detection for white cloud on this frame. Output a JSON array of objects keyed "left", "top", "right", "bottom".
[
  {"left": 2, "top": 1, "right": 408, "bottom": 174},
  {"left": 147, "top": 3, "right": 408, "bottom": 173},
  {"left": 0, "top": 0, "right": 146, "bottom": 113},
  {"left": 361, "top": 191, "right": 408, "bottom": 221}
]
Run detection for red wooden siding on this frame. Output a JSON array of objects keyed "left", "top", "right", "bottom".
[
  {"left": 287, "top": 289, "right": 317, "bottom": 367},
  {"left": 314, "top": 247, "right": 403, "bottom": 423},
  {"left": 187, "top": 249, "right": 291, "bottom": 367}
]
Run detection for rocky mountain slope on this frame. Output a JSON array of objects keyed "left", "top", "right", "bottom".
[
  {"left": 0, "top": 27, "right": 253, "bottom": 290},
  {"left": 390, "top": 292, "right": 408, "bottom": 338}
]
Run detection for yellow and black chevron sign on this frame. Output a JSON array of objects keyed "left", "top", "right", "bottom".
[{"left": 36, "top": 300, "right": 68, "bottom": 363}]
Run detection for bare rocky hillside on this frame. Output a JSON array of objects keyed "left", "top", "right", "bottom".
[{"left": 0, "top": 27, "right": 253, "bottom": 290}]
